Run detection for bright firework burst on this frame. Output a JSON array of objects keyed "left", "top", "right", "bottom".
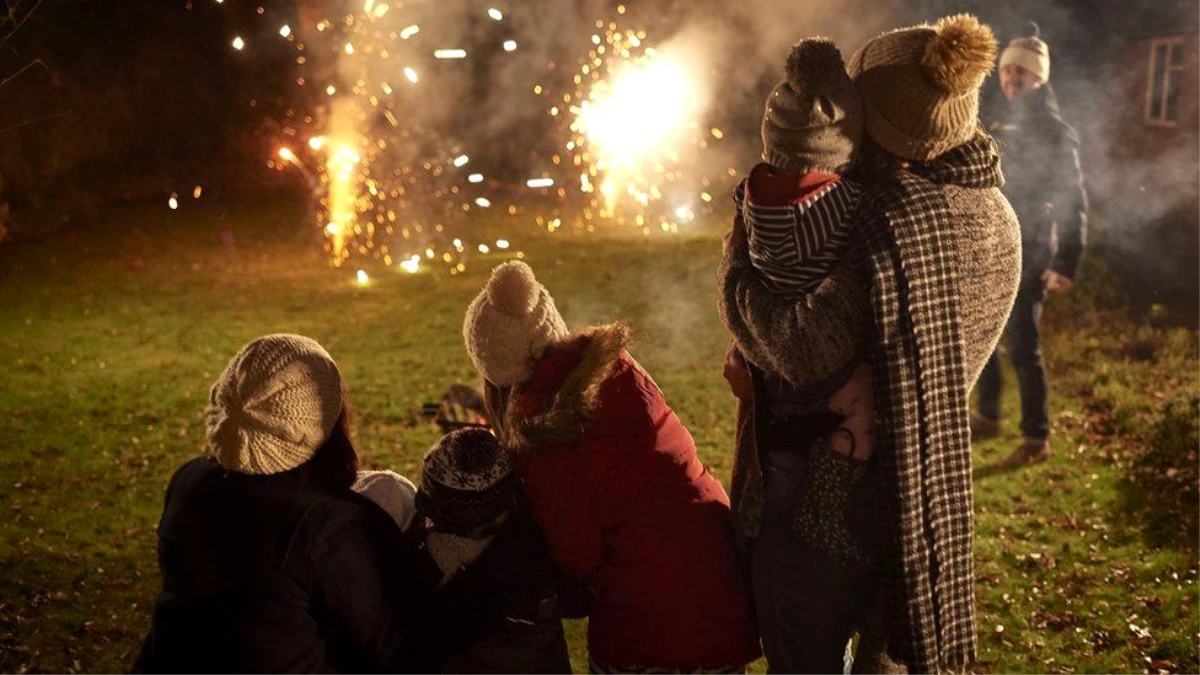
[
  {"left": 549, "top": 14, "right": 728, "bottom": 235},
  {"left": 202, "top": 0, "right": 724, "bottom": 274}
]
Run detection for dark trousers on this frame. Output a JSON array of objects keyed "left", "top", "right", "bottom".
[
  {"left": 976, "top": 275, "right": 1049, "bottom": 440},
  {"left": 750, "top": 448, "right": 873, "bottom": 675}
]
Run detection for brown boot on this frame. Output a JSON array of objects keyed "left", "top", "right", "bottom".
[
  {"left": 970, "top": 412, "right": 1001, "bottom": 439},
  {"left": 1000, "top": 438, "right": 1050, "bottom": 466}
]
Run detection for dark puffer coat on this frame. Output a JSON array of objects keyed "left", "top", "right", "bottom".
[{"left": 134, "top": 457, "right": 440, "bottom": 673}]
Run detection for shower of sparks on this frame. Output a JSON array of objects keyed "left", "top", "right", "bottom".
[
  {"left": 553, "top": 18, "right": 723, "bottom": 235},
  {"left": 204, "top": 1, "right": 717, "bottom": 275}
]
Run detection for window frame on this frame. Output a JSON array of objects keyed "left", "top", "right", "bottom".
[{"left": 1144, "top": 36, "right": 1186, "bottom": 128}]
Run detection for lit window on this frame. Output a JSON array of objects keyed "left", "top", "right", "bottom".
[{"left": 1145, "top": 37, "right": 1185, "bottom": 126}]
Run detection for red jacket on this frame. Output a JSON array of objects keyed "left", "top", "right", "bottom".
[{"left": 500, "top": 325, "right": 760, "bottom": 670}]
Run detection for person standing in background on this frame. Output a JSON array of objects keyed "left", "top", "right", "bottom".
[{"left": 974, "top": 23, "right": 1089, "bottom": 465}]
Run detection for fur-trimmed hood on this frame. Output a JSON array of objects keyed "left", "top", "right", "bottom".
[{"left": 497, "top": 323, "right": 630, "bottom": 451}]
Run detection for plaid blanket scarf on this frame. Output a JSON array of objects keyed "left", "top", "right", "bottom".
[{"left": 857, "top": 133, "right": 1003, "bottom": 672}]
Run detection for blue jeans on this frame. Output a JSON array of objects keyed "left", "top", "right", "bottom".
[{"left": 977, "top": 275, "right": 1049, "bottom": 440}]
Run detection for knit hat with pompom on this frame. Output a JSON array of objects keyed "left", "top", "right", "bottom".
[
  {"left": 848, "top": 14, "right": 998, "bottom": 161},
  {"left": 761, "top": 38, "right": 863, "bottom": 175},
  {"left": 463, "top": 261, "right": 569, "bottom": 387},
  {"left": 205, "top": 334, "right": 344, "bottom": 475},
  {"left": 999, "top": 22, "right": 1050, "bottom": 83}
]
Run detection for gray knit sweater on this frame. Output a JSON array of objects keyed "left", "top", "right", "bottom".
[{"left": 718, "top": 184, "right": 1020, "bottom": 391}]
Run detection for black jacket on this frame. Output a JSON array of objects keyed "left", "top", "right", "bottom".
[
  {"left": 134, "top": 457, "right": 441, "bottom": 674},
  {"left": 414, "top": 508, "right": 576, "bottom": 674},
  {"left": 984, "top": 84, "right": 1089, "bottom": 280}
]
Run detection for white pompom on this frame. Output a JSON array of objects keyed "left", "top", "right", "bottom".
[{"left": 487, "top": 261, "right": 540, "bottom": 317}]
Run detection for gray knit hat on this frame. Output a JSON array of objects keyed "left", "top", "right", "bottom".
[
  {"left": 463, "top": 261, "right": 569, "bottom": 387},
  {"left": 205, "top": 334, "right": 344, "bottom": 475},
  {"left": 761, "top": 38, "right": 863, "bottom": 175}
]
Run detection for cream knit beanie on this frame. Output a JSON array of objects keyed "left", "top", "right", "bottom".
[
  {"left": 999, "top": 33, "right": 1050, "bottom": 83},
  {"left": 205, "top": 334, "right": 345, "bottom": 475},
  {"left": 463, "top": 261, "right": 569, "bottom": 387},
  {"left": 847, "top": 14, "right": 998, "bottom": 161},
  {"left": 761, "top": 38, "right": 864, "bottom": 175}
]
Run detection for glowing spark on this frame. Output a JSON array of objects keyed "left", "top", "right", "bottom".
[
  {"left": 326, "top": 85, "right": 337, "bottom": 96},
  {"left": 344, "top": 43, "right": 355, "bottom": 55},
  {"left": 478, "top": 244, "right": 490, "bottom": 253},
  {"left": 425, "top": 248, "right": 435, "bottom": 258},
  {"left": 278, "top": 147, "right": 297, "bottom": 162},
  {"left": 168, "top": 194, "right": 179, "bottom": 210},
  {"left": 400, "top": 256, "right": 420, "bottom": 273},
  {"left": 356, "top": 270, "right": 370, "bottom": 286},
  {"left": 527, "top": 178, "right": 554, "bottom": 188},
  {"left": 231, "top": 36, "right": 245, "bottom": 51},
  {"left": 452, "top": 155, "right": 470, "bottom": 168},
  {"left": 400, "top": 24, "right": 420, "bottom": 39},
  {"left": 308, "top": 136, "right": 326, "bottom": 151},
  {"left": 495, "top": 239, "right": 510, "bottom": 249},
  {"left": 373, "top": 4, "right": 390, "bottom": 17},
  {"left": 279, "top": 24, "right": 291, "bottom": 38},
  {"left": 503, "top": 40, "right": 518, "bottom": 52},
  {"left": 488, "top": 8, "right": 503, "bottom": 20},
  {"left": 710, "top": 127, "right": 724, "bottom": 139},
  {"left": 325, "top": 223, "right": 342, "bottom": 236},
  {"left": 192, "top": 185, "right": 203, "bottom": 199},
  {"left": 404, "top": 67, "right": 419, "bottom": 83},
  {"left": 467, "top": 173, "right": 484, "bottom": 183},
  {"left": 475, "top": 198, "right": 491, "bottom": 208},
  {"left": 434, "top": 49, "right": 467, "bottom": 59}
]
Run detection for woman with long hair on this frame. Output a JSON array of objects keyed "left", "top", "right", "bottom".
[
  {"left": 463, "top": 261, "right": 760, "bottom": 674},
  {"left": 135, "top": 334, "right": 439, "bottom": 673}
]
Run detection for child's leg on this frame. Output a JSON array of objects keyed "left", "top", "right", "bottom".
[{"left": 827, "top": 364, "right": 875, "bottom": 461}]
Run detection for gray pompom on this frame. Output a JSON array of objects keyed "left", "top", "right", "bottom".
[{"left": 785, "top": 38, "right": 847, "bottom": 94}]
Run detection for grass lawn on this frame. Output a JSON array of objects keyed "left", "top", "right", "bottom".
[{"left": 0, "top": 198, "right": 1196, "bottom": 674}]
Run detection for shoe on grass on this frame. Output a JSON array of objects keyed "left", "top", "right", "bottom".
[
  {"left": 1000, "top": 438, "right": 1050, "bottom": 467},
  {"left": 970, "top": 412, "right": 1001, "bottom": 439}
]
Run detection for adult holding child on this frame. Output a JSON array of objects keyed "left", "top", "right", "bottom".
[
  {"left": 463, "top": 261, "right": 760, "bottom": 674},
  {"left": 718, "top": 15, "right": 1021, "bottom": 673}
]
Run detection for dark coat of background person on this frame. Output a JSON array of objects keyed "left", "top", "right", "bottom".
[
  {"left": 983, "top": 83, "right": 1088, "bottom": 282},
  {"left": 134, "top": 457, "right": 442, "bottom": 674}
]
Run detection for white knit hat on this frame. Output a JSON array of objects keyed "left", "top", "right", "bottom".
[
  {"left": 205, "top": 334, "right": 345, "bottom": 475},
  {"left": 999, "top": 33, "right": 1050, "bottom": 83},
  {"left": 463, "top": 261, "right": 569, "bottom": 387},
  {"left": 353, "top": 470, "right": 418, "bottom": 530}
]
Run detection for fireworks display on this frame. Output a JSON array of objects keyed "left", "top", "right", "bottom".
[{"left": 198, "top": 0, "right": 731, "bottom": 276}]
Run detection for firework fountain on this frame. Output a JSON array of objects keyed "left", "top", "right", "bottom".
[{"left": 204, "top": 0, "right": 730, "bottom": 277}]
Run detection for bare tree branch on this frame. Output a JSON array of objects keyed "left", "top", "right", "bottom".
[
  {"left": 0, "top": 110, "right": 69, "bottom": 138},
  {"left": 0, "top": 57, "right": 45, "bottom": 88},
  {"left": 0, "top": 0, "right": 44, "bottom": 47}
]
